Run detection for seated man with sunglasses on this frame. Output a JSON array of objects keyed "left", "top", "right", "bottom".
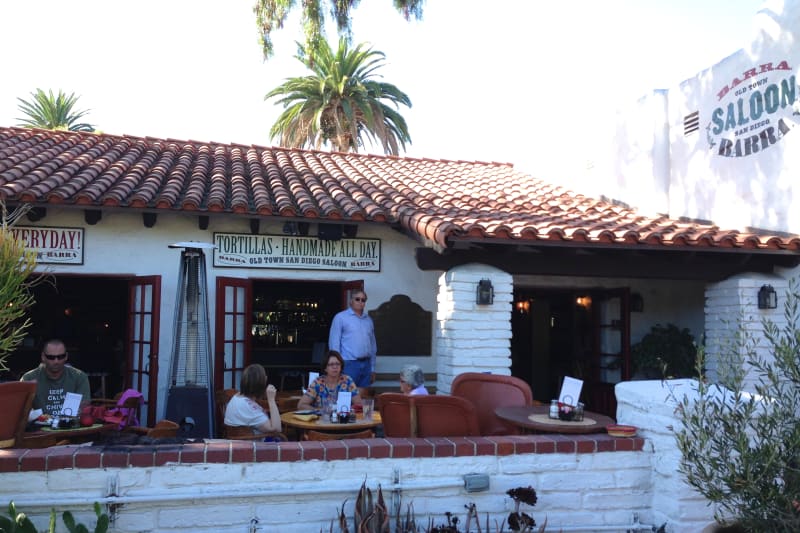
[{"left": 21, "top": 338, "right": 91, "bottom": 416}]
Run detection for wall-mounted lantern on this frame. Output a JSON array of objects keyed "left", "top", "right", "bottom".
[
  {"left": 630, "top": 293, "right": 644, "bottom": 313},
  {"left": 476, "top": 279, "right": 494, "bottom": 305},
  {"left": 757, "top": 284, "right": 778, "bottom": 309}
]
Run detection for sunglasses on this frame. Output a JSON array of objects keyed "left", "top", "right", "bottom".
[
  {"left": 44, "top": 353, "right": 67, "bottom": 361},
  {"left": 353, "top": 297, "right": 367, "bottom": 302}
]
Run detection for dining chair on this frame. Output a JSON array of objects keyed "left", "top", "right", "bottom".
[
  {"left": 222, "top": 424, "right": 287, "bottom": 442},
  {"left": 451, "top": 372, "right": 534, "bottom": 436},
  {"left": 214, "top": 388, "right": 238, "bottom": 437},
  {"left": 413, "top": 395, "right": 480, "bottom": 438},
  {"left": 0, "top": 381, "right": 37, "bottom": 448},
  {"left": 376, "top": 393, "right": 416, "bottom": 437},
  {"left": 276, "top": 395, "right": 301, "bottom": 413},
  {"left": 125, "top": 419, "right": 180, "bottom": 439},
  {"left": 304, "top": 429, "right": 374, "bottom": 441}
]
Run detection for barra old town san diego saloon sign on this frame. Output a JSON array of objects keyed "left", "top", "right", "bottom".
[
  {"left": 213, "top": 233, "right": 380, "bottom": 272},
  {"left": 708, "top": 60, "right": 799, "bottom": 157}
]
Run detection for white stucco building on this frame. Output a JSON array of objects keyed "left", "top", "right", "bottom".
[{"left": 2, "top": 2, "right": 800, "bottom": 531}]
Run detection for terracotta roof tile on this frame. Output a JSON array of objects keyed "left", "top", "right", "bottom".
[{"left": 1, "top": 126, "right": 799, "bottom": 253}]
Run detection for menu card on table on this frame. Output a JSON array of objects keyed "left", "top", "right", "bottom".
[
  {"left": 336, "top": 391, "right": 352, "bottom": 413},
  {"left": 60, "top": 392, "right": 82, "bottom": 417},
  {"left": 558, "top": 376, "right": 583, "bottom": 407}
]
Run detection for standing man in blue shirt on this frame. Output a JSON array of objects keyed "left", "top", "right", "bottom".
[{"left": 329, "top": 289, "right": 377, "bottom": 396}]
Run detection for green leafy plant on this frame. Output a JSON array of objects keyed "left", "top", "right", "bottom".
[
  {"left": 62, "top": 502, "right": 109, "bottom": 533},
  {"left": 0, "top": 501, "right": 40, "bottom": 533},
  {"left": 674, "top": 280, "right": 800, "bottom": 532},
  {"left": 0, "top": 203, "right": 42, "bottom": 373},
  {"left": 0, "top": 501, "right": 108, "bottom": 533},
  {"left": 632, "top": 323, "right": 697, "bottom": 379}
]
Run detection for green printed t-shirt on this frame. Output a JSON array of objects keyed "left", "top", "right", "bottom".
[{"left": 21, "top": 364, "right": 91, "bottom": 416}]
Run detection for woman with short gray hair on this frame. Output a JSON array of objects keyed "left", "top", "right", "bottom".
[{"left": 399, "top": 364, "right": 428, "bottom": 395}]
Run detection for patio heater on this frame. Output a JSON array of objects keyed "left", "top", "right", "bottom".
[{"left": 164, "top": 242, "right": 216, "bottom": 438}]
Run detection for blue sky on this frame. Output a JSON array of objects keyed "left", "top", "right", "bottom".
[{"left": 0, "top": 0, "right": 765, "bottom": 178}]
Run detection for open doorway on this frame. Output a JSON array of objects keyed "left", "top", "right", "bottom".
[
  {"left": 214, "top": 277, "right": 360, "bottom": 392},
  {"left": 511, "top": 287, "right": 630, "bottom": 416},
  {"left": 2, "top": 276, "right": 128, "bottom": 400}
]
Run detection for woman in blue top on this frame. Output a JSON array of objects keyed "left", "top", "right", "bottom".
[{"left": 297, "top": 350, "right": 361, "bottom": 410}]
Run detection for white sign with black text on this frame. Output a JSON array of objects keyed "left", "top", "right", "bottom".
[
  {"left": 10, "top": 226, "right": 85, "bottom": 265},
  {"left": 213, "top": 232, "right": 381, "bottom": 272}
]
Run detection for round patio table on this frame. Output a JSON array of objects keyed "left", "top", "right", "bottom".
[
  {"left": 22, "top": 422, "right": 117, "bottom": 448},
  {"left": 494, "top": 405, "right": 614, "bottom": 434},
  {"left": 280, "top": 411, "right": 382, "bottom": 440}
]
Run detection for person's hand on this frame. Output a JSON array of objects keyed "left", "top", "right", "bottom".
[
  {"left": 370, "top": 372, "right": 376, "bottom": 384},
  {"left": 266, "top": 384, "right": 277, "bottom": 402}
]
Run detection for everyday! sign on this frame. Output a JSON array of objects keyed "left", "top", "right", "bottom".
[
  {"left": 10, "top": 226, "right": 84, "bottom": 265},
  {"left": 213, "top": 233, "right": 380, "bottom": 272},
  {"left": 708, "top": 60, "right": 799, "bottom": 157}
]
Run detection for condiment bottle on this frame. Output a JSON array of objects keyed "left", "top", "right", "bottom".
[{"left": 549, "top": 400, "right": 559, "bottom": 419}]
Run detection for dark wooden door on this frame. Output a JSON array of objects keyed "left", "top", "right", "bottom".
[{"left": 586, "top": 288, "right": 630, "bottom": 417}]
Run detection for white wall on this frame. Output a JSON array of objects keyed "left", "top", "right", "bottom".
[
  {"left": 598, "top": 0, "right": 800, "bottom": 235},
  {"left": 436, "top": 264, "right": 514, "bottom": 393},
  {"left": 2, "top": 447, "right": 654, "bottom": 533},
  {"left": 616, "top": 380, "right": 717, "bottom": 533}
]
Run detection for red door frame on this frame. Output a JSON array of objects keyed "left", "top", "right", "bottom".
[
  {"left": 214, "top": 277, "right": 252, "bottom": 392},
  {"left": 127, "top": 275, "right": 161, "bottom": 426}
]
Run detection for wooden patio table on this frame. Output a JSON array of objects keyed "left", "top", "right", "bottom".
[
  {"left": 280, "top": 411, "right": 381, "bottom": 440},
  {"left": 21, "top": 423, "right": 117, "bottom": 448},
  {"left": 494, "top": 405, "right": 614, "bottom": 434}
]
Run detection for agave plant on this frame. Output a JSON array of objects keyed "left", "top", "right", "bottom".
[
  {"left": 329, "top": 480, "right": 390, "bottom": 533},
  {"left": 327, "top": 484, "right": 549, "bottom": 533}
]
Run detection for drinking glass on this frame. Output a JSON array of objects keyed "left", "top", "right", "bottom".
[
  {"left": 574, "top": 402, "right": 585, "bottom": 422},
  {"left": 362, "top": 398, "right": 374, "bottom": 420},
  {"left": 323, "top": 397, "right": 335, "bottom": 421}
]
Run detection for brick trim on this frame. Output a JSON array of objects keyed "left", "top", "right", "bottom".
[{"left": 0, "top": 434, "right": 644, "bottom": 473}]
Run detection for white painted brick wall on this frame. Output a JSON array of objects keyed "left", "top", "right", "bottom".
[
  {"left": 435, "top": 264, "right": 513, "bottom": 393},
  {"left": 705, "top": 275, "right": 788, "bottom": 391},
  {"left": 4, "top": 450, "right": 655, "bottom": 533},
  {"left": 616, "top": 379, "right": 717, "bottom": 533}
]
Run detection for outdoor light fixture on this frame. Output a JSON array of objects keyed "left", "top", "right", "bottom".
[
  {"left": 758, "top": 284, "right": 778, "bottom": 309},
  {"left": 476, "top": 279, "right": 494, "bottom": 305},
  {"left": 630, "top": 293, "right": 644, "bottom": 313},
  {"left": 515, "top": 299, "right": 531, "bottom": 314}
]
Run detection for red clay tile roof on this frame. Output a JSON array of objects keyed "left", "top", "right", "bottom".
[{"left": 1, "top": 126, "right": 799, "bottom": 253}]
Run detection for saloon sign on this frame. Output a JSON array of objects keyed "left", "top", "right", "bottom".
[
  {"left": 10, "top": 226, "right": 84, "bottom": 265},
  {"left": 708, "top": 60, "right": 799, "bottom": 157},
  {"left": 213, "top": 233, "right": 380, "bottom": 272}
]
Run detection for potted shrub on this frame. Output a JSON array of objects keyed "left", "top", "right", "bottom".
[{"left": 631, "top": 323, "right": 697, "bottom": 379}]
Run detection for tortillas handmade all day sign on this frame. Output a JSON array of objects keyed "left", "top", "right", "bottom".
[{"left": 213, "top": 232, "right": 380, "bottom": 272}]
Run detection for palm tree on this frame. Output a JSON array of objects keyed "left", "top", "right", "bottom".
[
  {"left": 254, "top": 0, "right": 424, "bottom": 60},
  {"left": 266, "top": 38, "right": 412, "bottom": 155},
  {"left": 16, "top": 89, "right": 95, "bottom": 132}
]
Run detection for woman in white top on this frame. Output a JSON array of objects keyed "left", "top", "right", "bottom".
[
  {"left": 399, "top": 364, "right": 429, "bottom": 396},
  {"left": 224, "top": 364, "right": 281, "bottom": 435}
]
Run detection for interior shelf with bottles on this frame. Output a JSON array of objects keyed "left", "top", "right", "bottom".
[{"left": 251, "top": 297, "right": 332, "bottom": 351}]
